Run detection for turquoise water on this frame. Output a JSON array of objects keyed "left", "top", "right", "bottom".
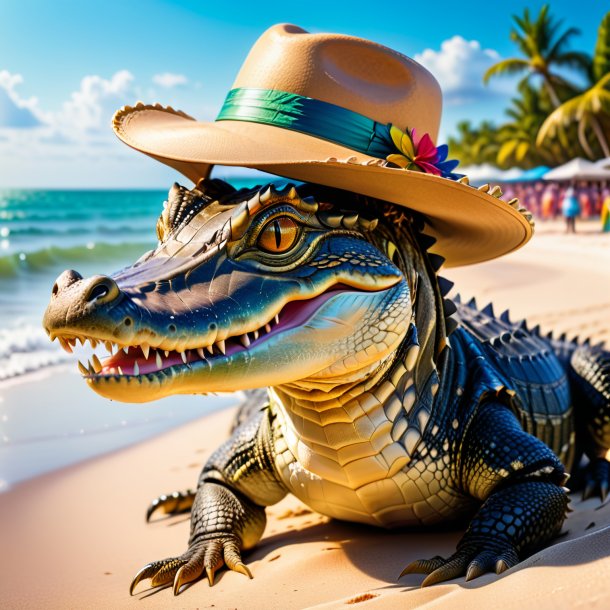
[
  {"left": 0, "top": 181, "right": 262, "bottom": 379},
  {"left": 0, "top": 180, "right": 265, "bottom": 489}
]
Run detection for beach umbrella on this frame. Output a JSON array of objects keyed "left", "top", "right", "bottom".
[
  {"left": 520, "top": 166, "right": 551, "bottom": 181},
  {"left": 543, "top": 158, "right": 610, "bottom": 181},
  {"left": 504, "top": 166, "right": 550, "bottom": 182}
]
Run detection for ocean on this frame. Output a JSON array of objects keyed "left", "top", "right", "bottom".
[{"left": 0, "top": 181, "right": 263, "bottom": 490}]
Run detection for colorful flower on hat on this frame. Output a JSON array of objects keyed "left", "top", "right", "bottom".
[{"left": 385, "top": 125, "right": 461, "bottom": 180}]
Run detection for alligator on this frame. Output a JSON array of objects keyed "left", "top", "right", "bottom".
[{"left": 43, "top": 178, "right": 610, "bottom": 595}]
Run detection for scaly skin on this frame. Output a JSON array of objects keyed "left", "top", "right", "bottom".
[{"left": 43, "top": 179, "right": 610, "bottom": 595}]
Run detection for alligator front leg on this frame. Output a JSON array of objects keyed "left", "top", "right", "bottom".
[
  {"left": 401, "top": 480, "right": 568, "bottom": 585},
  {"left": 131, "top": 482, "right": 265, "bottom": 593},
  {"left": 130, "top": 406, "right": 288, "bottom": 595},
  {"left": 401, "top": 402, "right": 569, "bottom": 586}
]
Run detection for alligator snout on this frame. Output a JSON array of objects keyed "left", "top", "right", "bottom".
[{"left": 43, "top": 269, "right": 124, "bottom": 339}]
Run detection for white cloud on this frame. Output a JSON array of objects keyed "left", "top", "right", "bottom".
[
  {"left": 0, "top": 69, "right": 146, "bottom": 186},
  {"left": 56, "top": 69, "right": 135, "bottom": 133},
  {"left": 415, "top": 36, "right": 516, "bottom": 106},
  {"left": 0, "top": 71, "right": 44, "bottom": 128},
  {"left": 152, "top": 72, "right": 188, "bottom": 88}
]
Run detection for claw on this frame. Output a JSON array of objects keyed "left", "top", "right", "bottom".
[
  {"left": 173, "top": 565, "right": 188, "bottom": 595},
  {"left": 465, "top": 562, "right": 486, "bottom": 581},
  {"left": 399, "top": 556, "right": 444, "bottom": 578},
  {"left": 600, "top": 480, "right": 608, "bottom": 503},
  {"left": 233, "top": 562, "right": 253, "bottom": 579},
  {"left": 206, "top": 566, "right": 216, "bottom": 586},
  {"left": 421, "top": 558, "right": 467, "bottom": 587},
  {"left": 495, "top": 559, "right": 511, "bottom": 574},
  {"left": 583, "top": 481, "right": 596, "bottom": 501},
  {"left": 146, "top": 498, "right": 161, "bottom": 522},
  {"left": 130, "top": 563, "right": 156, "bottom": 595}
]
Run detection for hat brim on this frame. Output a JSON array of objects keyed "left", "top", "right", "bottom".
[{"left": 113, "top": 103, "right": 533, "bottom": 267}]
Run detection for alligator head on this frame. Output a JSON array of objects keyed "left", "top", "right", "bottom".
[{"left": 43, "top": 180, "right": 449, "bottom": 403}]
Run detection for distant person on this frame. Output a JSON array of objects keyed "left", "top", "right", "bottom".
[
  {"left": 577, "top": 182, "right": 592, "bottom": 219},
  {"left": 561, "top": 185, "right": 580, "bottom": 233},
  {"left": 601, "top": 188, "right": 610, "bottom": 233},
  {"left": 541, "top": 184, "right": 557, "bottom": 219}
]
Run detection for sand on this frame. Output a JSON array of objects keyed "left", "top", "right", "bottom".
[{"left": 1, "top": 219, "right": 609, "bottom": 609}]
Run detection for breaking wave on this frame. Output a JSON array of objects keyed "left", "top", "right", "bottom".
[
  {"left": 0, "top": 324, "right": 71, "bottom": 381},
  {"left": 0, "top": 241, "right": 154, "bottom": 279}
]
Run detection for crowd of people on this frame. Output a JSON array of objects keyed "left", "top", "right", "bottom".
[{"left": 500, "top": 181, "right": 610, "bottom": 232}]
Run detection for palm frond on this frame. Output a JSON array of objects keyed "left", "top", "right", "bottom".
[
  {"left": 483, "top": 58, "right": 530, "bottom": 83},
  {"left": 593, "top": 12, "right": 610, "bottom": 82},
  {"left": 547, "top": 27, "right": 581, "bottom": 59},
  {"left": 537, "top": 95, "right": 585, "bottom": 144},
  {"left": 552, "top": 50, "right": 592, "bottom": 75}
]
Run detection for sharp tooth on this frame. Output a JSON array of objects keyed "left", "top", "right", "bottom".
[
  {"left": 133, "top": 361, "right": 140, "bottom": 376},
  {"left": 141, "top": 343, "right": 150, "bottom": 359},
  {"left": 91, "top": 354, "right": 102, "bottom": 373},
  {"left": 253, "top": 329, "right": 259, "bottom": 341},
  {"left": 197, "top": 348, "right": 205, "bottom": 359},
  {"left": 265, "top": 324, "right": 271, "bottom": 333},
  {"left": 78, "top": 337, "right": 85, "bottom": 346},
  {"left": 164, "top": 350, "right": 170, "bottom": 357},
  {"left": 240, "top": 334, "right": 250, "bottom": 348},
  {"left": 118, "top": 366, "right": 124, "bottom": 375},
  {"left": 122, "top": 346, "right": 129, "bottom": 354},
  {"left": 216, "top": 340, "right": 226, "bottom": 355},
  {"left": 88, "top": 362, "right": 95, "bottom": 374},
  {"left": 105, "top": 341, "right": 113, "bottom": 354},
  {"left": 206, "top": 344, "right": 214, "bottom": 355},
  {"left": 180, "top": 351, "right": 188, "bottom": 364},
  {"left": 77, "top": 360, "right": 88, "bottom": 375},
  {"left": 156, "top": 352, "right": 163, "bottom": 368},
  {"left": 68, "top": 337, "right": 76, "bottom": 347},
  {"left": 50, "top": 333, "right": 56, "bottom": 342},
  {"left": 59, "top": 337, "right": 72, "bottom": 353},
  {"left": 90, "top": 339, "right": 98, "bottom": 349},
  {"left": 274, "top": 314, "right": 280, "bottom": 325}
]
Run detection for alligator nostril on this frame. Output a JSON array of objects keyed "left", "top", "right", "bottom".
[
  {"left": 53, "top": 269, "right": 83, "bottom": 294},
  {"left": 85, "top": 277, "right": 120, "bottom": 304}
]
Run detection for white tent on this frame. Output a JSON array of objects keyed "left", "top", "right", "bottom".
[
  {"left": 459, "top": 164, "right": 524, "bottom": 183},
  {"left": 544, "top": 158, "right": 610, "bottom": 181},
  {"left": 596, "top": 157, "right": 610, "bottom": 169}
]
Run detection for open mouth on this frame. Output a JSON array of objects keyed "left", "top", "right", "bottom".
[{"left": 49, "top": 284, "right": 358, "bottom": 384}]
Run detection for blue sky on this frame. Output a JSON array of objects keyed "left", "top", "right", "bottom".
[{"left": 0, "top": 0, "right": 606, "bottom": 187}]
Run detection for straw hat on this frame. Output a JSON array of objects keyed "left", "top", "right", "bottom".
[{"left": 112, "top": 24, "right": 533, "bottom": 267}]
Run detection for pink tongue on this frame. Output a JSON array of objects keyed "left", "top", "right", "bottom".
[{"left": 101, "top": 349, "right": 186, "bottom": 375}]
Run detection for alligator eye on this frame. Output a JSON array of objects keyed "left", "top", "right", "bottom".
[{"left": 257, "top": 217, "right": 299, "bottom": 253}]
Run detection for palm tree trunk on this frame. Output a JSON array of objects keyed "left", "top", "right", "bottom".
[
  {"left": 590, "top": 114, "right": 610, "bottom": 158},
  {"left": 543, "top": 77, "right": 561, "bottom": 108},
  {"left": 578, "top": 117, "right": 596, "bottom": 159}
]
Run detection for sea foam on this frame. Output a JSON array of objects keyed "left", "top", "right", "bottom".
[{"left": 0, "top": 324, "right": 70, "bottom": 380}]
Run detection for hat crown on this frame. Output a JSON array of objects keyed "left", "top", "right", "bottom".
[{"left": 233, "top": 24, "right": 442, "bottom": 142}]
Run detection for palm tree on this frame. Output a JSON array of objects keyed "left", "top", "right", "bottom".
[
  {"left": 447, "top": 121, "right": 500, "bottom": 166},
  {"left": 537, "top": 12, "right": 610, "bottom": 158},
  {"left": 497, "top": 82, "right": 556, "bottom": 167},
  {"left": 483, "top": 5, "right": 590, "bottom": 108}
]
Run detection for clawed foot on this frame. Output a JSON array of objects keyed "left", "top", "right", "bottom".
[
  {"left": 580, "top": 458, "right": 610, "bottom": 503},
  {"left": 399, "top": 545, "right": 519, "bottom": 587},
  {"left": 130, "top": 534, "right": 252, "bottom": 596},
  {"left": 146, "top": 489, "right": 196, "bottom": 521}
]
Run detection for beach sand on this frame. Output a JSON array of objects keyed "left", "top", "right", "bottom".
[{"left": 1, "top": 219, "right": 609, "bottom": 609}]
